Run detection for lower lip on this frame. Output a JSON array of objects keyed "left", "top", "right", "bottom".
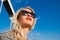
[{"left": 26, "top": 18, "right": 32, "bottom": 21}]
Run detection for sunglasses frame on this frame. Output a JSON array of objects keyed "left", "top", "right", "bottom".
[{"left": 20, "top": 10, "right": 36, "bottom": 18}]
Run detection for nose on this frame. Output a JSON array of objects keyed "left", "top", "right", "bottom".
[{"left": 27, "top": 13, "right": 31, "bottom": 17}]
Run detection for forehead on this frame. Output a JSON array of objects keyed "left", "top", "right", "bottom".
[{"left": 21, "top": 8, "right": 32, "bottom": 12}]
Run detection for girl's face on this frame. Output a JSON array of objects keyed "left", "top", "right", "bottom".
[{"left": 17, "top": 8, "right": 35, "bottom": 27}]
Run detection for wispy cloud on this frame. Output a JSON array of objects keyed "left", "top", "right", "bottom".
[
  {"left": 28, "top": 32, "right": 40, "bottom": 40},
  {"left": 15, "top": 0, "right": 21, "bottom": 3},
  {"left": 15, "top": 0, "right": 29, "bottom": 4},
  {"left": 28, "top": 32, "right": 60, "bottom": 40}
]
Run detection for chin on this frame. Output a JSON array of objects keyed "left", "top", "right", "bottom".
[
  {"left": 26, "top": 22, "right": 33, "bottom": 26},
  {"left": 22, "top": 20, "right": 33, "bottom": 26}
]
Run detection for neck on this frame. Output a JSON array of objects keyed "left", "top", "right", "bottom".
[
  {"left": 20, "top": 24, "right": 30, "bottom": 35},
  {"left": 22, "top": 28, "right": 29, "bottom": 36},
  {"left": 11, "top": 24, "right": 29, "bottom": 40}
]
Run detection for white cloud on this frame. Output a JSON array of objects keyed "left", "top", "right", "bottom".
[
  {"left": 29, "top": 39, "right": 32, "bottom": 40},
  {"left": 30, "top": 32, "right": 40, "bottom": 36},
  {"left": 36, "top": 32, "right": 40, "bottom": 35},
  {"left": 15, "top": 0, "right": 28, "bottom": 3},
  {"left": 15, "top": 0, "right": 21, "bottom": 3},
  {"left": 28, "top": 32, "right": 40, "bottom": 40}
]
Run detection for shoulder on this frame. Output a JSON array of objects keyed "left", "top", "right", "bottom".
[{"left": 0, "top": 31, "right": 14, "bottom": 40}]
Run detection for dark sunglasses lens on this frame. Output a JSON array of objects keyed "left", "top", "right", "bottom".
[
  {"left": 33, "top": 14, "right": 36, "bottom": 18},
  {"left": 21, "top": 10, "right": 36, "bottom": 18},
  {"left": 21, "top": 11, "right": 28, "bottom": 15},
  {"left": 30, "top": 13, "right": 36, "bottom": 18}
]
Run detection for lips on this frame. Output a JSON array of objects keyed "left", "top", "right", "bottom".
[{"left": 26, "top": 17, "right": 32, "bottom": 21}]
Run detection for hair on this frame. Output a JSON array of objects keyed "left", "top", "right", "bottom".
[
  {"left": 12, "top": 6, "right": 36, "bottom": 31},
  {"left": 11, "top": 6, "right": 36, "bottom": 40},
  {"left": 17, "top": 7, "right": 35, "bottom": 20}
]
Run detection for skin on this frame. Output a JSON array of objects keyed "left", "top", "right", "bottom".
[
  {"left": 17, "top": 8, "right": 35, "bottom": 35},
  {"left": 9, "top": 8, "right": 35, "bottom": 40}
]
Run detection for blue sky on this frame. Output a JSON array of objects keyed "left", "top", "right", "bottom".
[{"left": 0, "top": 0, "right": 60, "bottom": 40}]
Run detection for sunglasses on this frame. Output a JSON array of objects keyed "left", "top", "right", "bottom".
[{"left": 20, "top": 10, "right": 36, "bottom": 18}]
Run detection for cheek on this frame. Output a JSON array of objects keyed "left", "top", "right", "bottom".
[
  {"left": 19, "top": 16, "right": 26, "bottom": 23},
  {"left": 32, "top": 19, "right": 34, "bottom": 25},
  {"left": 18, "top": 16, "right": 34, "bottom": 25}
]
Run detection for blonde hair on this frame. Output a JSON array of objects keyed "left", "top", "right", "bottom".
[
  {"left": 16, "top": 7, "right": 36, "bottom": 30},
  {"left": 10, "top": 6, "right": 36, "bottom": 40}
]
